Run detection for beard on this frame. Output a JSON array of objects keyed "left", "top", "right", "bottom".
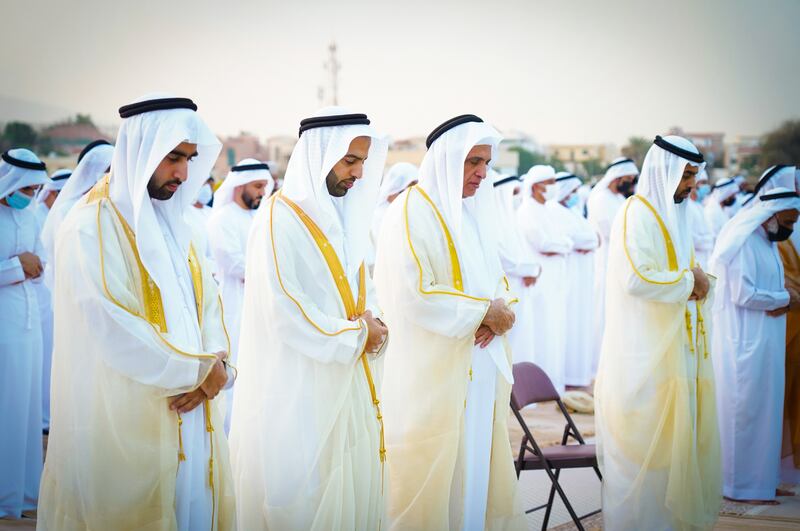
[
  {"left": 148, "top": 177, "right": 180, "bottom": 200},
  {"left": 326, "top": 169, "right": 354, "bottom": 197},
  {"left": 242, "top": 189, "right": 261, "bottom": 209}
]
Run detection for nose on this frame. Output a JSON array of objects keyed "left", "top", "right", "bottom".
[
  {"left": 175, "top": 161, "right": 189, "bottom": 183},
  {"left": 351, "top": 161, "right": 364, "bottom": 180}
]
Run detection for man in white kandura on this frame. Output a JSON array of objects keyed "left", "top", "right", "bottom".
[
  {"left": 32, "top": 167, "right": 71, "bottom": 432},
  {"left": 586, "top": 157, "right": 639, "bottom": 371},
  {"left": 710, "top": 183, "right": 800, "bottom": 505},
  {"left": 375, "top": 114, "right": 525, "bottom": 530},
  {"left": 595, "top": 135, "right": 721, "bottom": 530},
  {"left": 491, "top": 171, "right": 541, "bottom": 351},
  {"left": 549, "top": 172, "right": 599, "bottom": 387},
  {"left": 38, "top": 94, "right": 236, "bottom": 531},
  {"left": 368, "top": 162, "right": 418, "bottom": 269},
  {"left": 514, "top": 164, "right": 572, "bottom": 391},
  {"left": 704, "top": 177, "right": 738, "bottom": 239},
  {"left": 0, "top": 149, "right": 48, "bottom": 520},
  {"left": 39, "top": 139, "right": 114, "bottom": 289},
  {"left": 230, "top": 108, "right": 389, "bottom": 531},
  {"left": 207, "top": 158, "right": 274, "bottom": 432},
  {"left": 687, "top": 168, "right": 714, "bottom": 269}
]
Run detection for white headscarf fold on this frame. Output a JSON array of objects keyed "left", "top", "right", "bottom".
[
  {"left": 553, "top": 172, "right": 582, "bottom": 202},
  {"left": 0, "top": 148, "right": 48, "bottom": 200},
  {"left": 709, "top": 187, "right": 800, "bottom": 275},
  {"left": 520, "top": 165, "right": 556, "bottom": 207},
  {"left": 636, "top": 135, "right": 705, "bottom": 267},
  {"left": 417, "top": 120, "right": 503, "bottom": 256},
  {"left": 280, "top": 106, "right": 388, "bottom": 276},
  {"left": 35, "top": 168, "right": 72, "bottom": 204},
  {"left": 741, "top": 165, "right": 797, "bottom": 210},
  {"left": 589, "top": 157, "right": 639, "bottom": 202},
  {"left": 709, "top": 177, "right": 738, "bottom": 204},
  {"left": 213, "top": 158, "right": 274, "bottom": 211},
  {"left": 109, "top": 92, "right": 221, "bottom": 303}
]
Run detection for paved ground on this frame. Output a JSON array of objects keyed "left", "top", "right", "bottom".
[{"left": 3, "top": 406, "right": 798, "bottom": 530}]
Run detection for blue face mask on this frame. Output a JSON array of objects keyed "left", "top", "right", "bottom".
[
  {"left": 564, "top": 194, "right": 579, "bottom": 209},
  {"left": 695, "top": 184, "right": 710, "bottom": 203},
  {"left": 6, "top": 190, "right": 33, "bottom": 210}
]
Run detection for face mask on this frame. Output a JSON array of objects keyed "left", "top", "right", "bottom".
[
  {"left": 766, "top": 217, "right": 794, "bottom": 242},
  {"left": 543, "top": 184, "right": 557, "bottom": 201},
  {"left": 196, "top": 183, "right": 213, "bottom": 205},
  {"left": 6, "top": 190, "right": 33, "bottom": 210},
  {"left": 695, "top": 184, "right": 710, "bottom": 202},
  {"left": 565, "top": 194, "right": 579, "bottom": 209}
]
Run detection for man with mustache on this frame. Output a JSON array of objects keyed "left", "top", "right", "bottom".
[
  {"left": 374, "top": 115, "right": 525, "bottom": 530},
  {"left": 38, "top": 94, "right": 236, "bottom": 531},
  {"left": 595, "top": 135, "right": 720, "bottom": 530},
  {"left": 230, "top": 108, "right": 389, "bottom": 530}
]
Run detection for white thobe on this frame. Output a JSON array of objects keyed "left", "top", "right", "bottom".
[
  {"left": 587, "top": 188, "right": 625, "bottom": 371},
  {"left": 688, "top": 199, "right": 714, "bottom": 270},
  {"left": 185, "top": 203, "right": 215, "bottom": 268},
  {"left": 515, "top": 200, "right": 572, "bottom": 392},
  {"left": 460, "top": 209, "right": 500, "bottom": 530},
  {"left": 712, "top": 226, "right": 789, "bottom": 500},
  {"left": 208, "top": 203, "right": 253, "bottom": 432},
  {"left": 0, "top": 204, "right": 43, "bottom": 519},
  {"left": 704, "top": 200, "right": 730, "bottom": 240},
  {"left": 208, "top": 202, "right": 253, "bottom": 360},
  {"left": 155, "top": 208, "right": 235, "bottom": 530},
  {"left": 154, "top": 208, "right": 215, "bottom": 531},
  {"left": 33, "top": 202, "right": 54, "bottom": 430}
]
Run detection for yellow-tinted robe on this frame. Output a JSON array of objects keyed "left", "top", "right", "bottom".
[
  {"left": 374, "top": 185, "right": 525, "bottom": 531},
  {"left": 779, "top": 238, "right": 800, "bottom": 467},
  {"left": 38, "top": 177, "right": 236, "bottom": 530}
]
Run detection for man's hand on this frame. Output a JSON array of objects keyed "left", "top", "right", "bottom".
[
  {"left": 481, "top": 298, "right": 515, "bottom": 336},
  {"left": 200, "top": 359, "right": 228, "bottom": 400},
  {"left": 18, "top": 252, "right": 43, "bottom": 279},
  {"left": 690, "top": 267, "right": 710, "bottom": 301},
  {"left": 767, "top": 288, "right": 799, "bottom": 317},
  {"left": 353, "top": 310, "right": 388, "bottom": 355},
  {"left": 169, "top": 388, "right": 207, "bottom": 414},
  {"left": 522, "top": 276, "right": 537, "bottom": 288},
  {"left": 474, "top": 325, "right": 496, "bottom": 348}
]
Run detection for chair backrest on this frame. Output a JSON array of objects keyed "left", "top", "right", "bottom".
[{"left": 511, "top": 362, "right": 560, "bottom": 409}]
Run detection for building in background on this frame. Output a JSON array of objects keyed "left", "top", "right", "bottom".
[
  {"left": 668, "top": 127, "right": 725, "bottom": 168},
  {"left": 725, "top": 134, "right": 762, "bottom": 176}
]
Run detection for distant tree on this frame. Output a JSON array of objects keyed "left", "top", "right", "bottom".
[
  {"left": 509, "top": 146, "right": 565, "bottom": 174},
  {"left": 580, "top": 158, "right": 604, "bottom": 179},
  {"left": 2, "top": 121, "right": 38, "bottom": 150},
  {"left": 75, "top": 113, "right": 95, "bottom": 125},
  {"left": 759, "top": 119, "right": 800, "bottom": 167},
  {"left": 621, "top": 136, "right": 650, "bottom": 168}
]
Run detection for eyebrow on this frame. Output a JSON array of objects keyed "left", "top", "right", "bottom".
[
  {"left": 344, "top": 153, "right": 366, "bottom": 161},
  {"left": 170, "top": 149, "right": 199, "bottom": 159}
]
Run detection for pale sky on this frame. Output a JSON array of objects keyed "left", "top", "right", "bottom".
[{"left": 2, "top": 0, "right": 799, "bottom": 146}]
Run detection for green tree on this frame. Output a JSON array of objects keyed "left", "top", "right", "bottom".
[
  {"left": 2, "top": 121, "right": 38, "bottom": 149},
  {"left": 621, "top": 136, "right": 650, "bottom": 168},
  {"left": 580, "top": 158, "right": 604, "bottom": 179},
  {"left": 509, "top": 146, "right": 565, "bottom": 175},
  {"left": 75, "top": 113, "right": 94, "bottom": 125},
  {"left": 759, "top": 119, "right": 800, "bottom": 167}
]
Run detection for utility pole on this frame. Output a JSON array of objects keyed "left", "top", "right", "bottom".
[{"left": 324, "top": 42, "right": 340, "bottom": 106}]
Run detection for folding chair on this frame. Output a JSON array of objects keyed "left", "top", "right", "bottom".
[{"left": 510, "top": 362, "right": 602, "bottom": 531}]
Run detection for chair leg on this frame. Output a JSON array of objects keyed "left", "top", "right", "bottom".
[
  {"left": 541, "top": 468, "right": 560, "bottom": 531},
  {"left": 543, "top": 467, "right": 585, "bottom": 531}
]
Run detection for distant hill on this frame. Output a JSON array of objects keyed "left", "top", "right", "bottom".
[{"left": 0, "top": 95, "right": 76, "bottom": 125}]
